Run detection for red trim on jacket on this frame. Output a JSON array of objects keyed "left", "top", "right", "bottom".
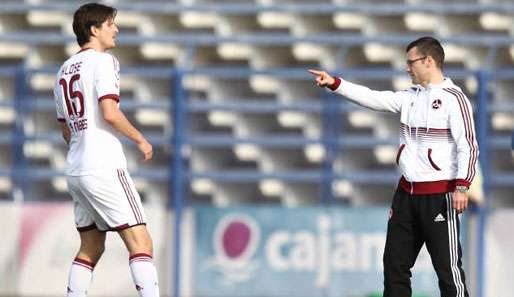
[
  {"left": 455, "top": 179, "right": 471, "bottom": 187},
  {"left": 443, "top": 88, "right": 478, "bottom": 184},
  {"left": 396, "top": 144, "right": 405, "bottom": 165},
  {"left": 399, "top": 176, "right": 459, "bottom": 195},
  {"left": 427, "top": 148, "right": 441, "bottom": 171},
  {"left": 328, "top": 77, "right": 341, "bottom": 91}
]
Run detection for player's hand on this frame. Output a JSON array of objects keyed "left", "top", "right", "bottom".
[
  {"left": 452, "top": 191, "right": 468, "bottom": 214},
  {"left": 138, "top": 140, "right": 153, "bottom": 161},
  {"left": 308, "top": 69, "right": 336, "bottom": 87}
]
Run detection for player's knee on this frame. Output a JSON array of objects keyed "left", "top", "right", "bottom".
[
  {"left": 128, "top": 237, "right": 153, "bottom": 256},
  {"left": 120, "top": 226, "right": 154, "bottom": 255},
  {"left": 132, "top": 234, "right": 153, "bottom": 255},
  {"left": 95, "top": 244, "right": 106, "bottom": 256},
  {"left": 80, "top": 241, "right": 105, "bottom": 260}
]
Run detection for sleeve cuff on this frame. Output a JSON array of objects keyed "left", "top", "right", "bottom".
[
  {"left": 98, "top": 94, "right": 120, "bottom": 102},
  {"left": 57, "top": 118, "right": 65, "bottom": 122},
  {"left": 327, "top": 77, "right": 341, "bottom": 91},
  {"left": 455, "top": 179, "right": 471, "bottom": 187}
]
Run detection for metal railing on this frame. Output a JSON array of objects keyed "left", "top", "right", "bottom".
[
  {"left": 3, "top": 2, "right": 514, "bottom": 14},
  {"left": 2, "top": 65, "right": 513, "bottom": 297}
]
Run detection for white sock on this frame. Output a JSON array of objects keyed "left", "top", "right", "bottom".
[
  {"left": 129, "top": 253, "right": 160, "bottom": 297},
  {"left": 67, "top": 258, "right": 95, "bottom": 297}
]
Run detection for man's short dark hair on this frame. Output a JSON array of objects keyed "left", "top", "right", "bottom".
[
  {"left": 73, "top": 3, "right": 117, "bottom": 47},
  {"left": 406, "top": 36, "right": 445, "bottom": 69}
]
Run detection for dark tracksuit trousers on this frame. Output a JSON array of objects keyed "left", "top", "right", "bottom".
[{"left": 383, "top": 186, "right": 469, "bottom": 297}]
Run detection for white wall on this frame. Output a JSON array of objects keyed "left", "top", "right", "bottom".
[
  {"left": 0, "top": 201, "right": 193, "bottom": 297},
  {"left": 485, "top": 209, "right": 514, "bottom": 297},
  {"left": 1, "top": 202, "right": 514, "bottom": 297}
]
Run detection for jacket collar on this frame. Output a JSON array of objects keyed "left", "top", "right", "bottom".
[{"left": 413, "top": 77, "right": 459, "bottom": 91}]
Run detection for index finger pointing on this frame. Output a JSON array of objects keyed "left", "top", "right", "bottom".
[{"left": 308, "top": 69, "right": 323, "bottom": 76}]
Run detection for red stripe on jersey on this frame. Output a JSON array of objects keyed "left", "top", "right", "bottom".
[
  {"left": 76, "top": 48, "right": 92, "bottom": 54},
  {"left": 98, "top": 94, "right": 120, "bottom": 102}
]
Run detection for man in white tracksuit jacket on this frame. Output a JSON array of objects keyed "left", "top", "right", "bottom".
[{"left": 310, "top": 36, "right": 478, "bottom": 297}]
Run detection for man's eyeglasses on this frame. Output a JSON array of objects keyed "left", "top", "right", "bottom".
[{"left": 406, "top": 56, "right": 427, "bottom": 66}]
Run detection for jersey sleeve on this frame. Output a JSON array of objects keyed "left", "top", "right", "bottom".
[
  {"left": 331, "top": 78, "right": 404, "bottom": 113},
  {"left": 95, "top": 53, "right": 120, "bottom": 102},
  {"left": 53, "top": 78, "right": 66, "bottom": 122},
  {"left": 448, "top": 90, "right": 479, "bottom": 187}
]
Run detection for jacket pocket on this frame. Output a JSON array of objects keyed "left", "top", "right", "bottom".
[
  {"left": 427, "top": 148, "right": 441, "bottom": 171},
  {"left": 396, "top": 144, "right": 406, "bottom": 165}
]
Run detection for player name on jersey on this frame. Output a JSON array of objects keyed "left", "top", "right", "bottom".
[
  {"left": 69, "top": 118, "right": 88, "bottom": 133},
  {"left": 61, "top": 61, "right": 83, "bottom": 76}
]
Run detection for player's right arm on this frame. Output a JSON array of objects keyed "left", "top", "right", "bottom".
[
  {"left": 100, "top": 99, "right": 153, "bottom": 161},
  {"left": 308, "top": 69, "right": 403, "bottom": 113},
  {"left": 59, "top": 121, "right": 71, "bottom": 145},
  {"left": 54, "top": 79, "right": 71, "bottom": 145}
]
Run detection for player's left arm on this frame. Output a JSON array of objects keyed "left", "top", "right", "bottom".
[
  {"left": 59, "top": 121, "right": 71, "bottom": 145},
  {"left": 95, "top": 53, "right": 153, "bottom": 161},
  {"left": 449, "top": 93, "right": 479, "bottom": 212},
  {"left": 100, "top": 99, "right": 153, "bottom": 161}
]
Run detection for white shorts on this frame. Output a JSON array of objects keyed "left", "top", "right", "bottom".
[{"left": 67, "top": 169, "right": 146, "bottom": 232}]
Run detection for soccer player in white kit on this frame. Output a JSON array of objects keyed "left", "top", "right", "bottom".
[{"left": 54, "top": 3, "right": 159, "bottom": 297}]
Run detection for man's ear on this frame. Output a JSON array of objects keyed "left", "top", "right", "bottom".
[
  {"left": 426, "top": 56, "right": 435, "bottom": 68},
  {"left": 89, "top": 25, "right": 99, "bottom": 38}
]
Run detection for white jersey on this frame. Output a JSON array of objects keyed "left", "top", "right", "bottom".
[{"left": 54, "top": 48, "right": 127, "bottom": 175}]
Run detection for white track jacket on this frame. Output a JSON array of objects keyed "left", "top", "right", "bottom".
[{"left": 330, "top": 77, "right": 479, "bottom": 194}]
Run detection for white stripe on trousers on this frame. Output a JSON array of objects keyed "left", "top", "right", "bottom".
[{"left": 446, "top": 193, "right": 465, "bottom": 297}]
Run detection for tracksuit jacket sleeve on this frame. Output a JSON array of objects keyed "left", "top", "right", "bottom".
[
  {"left": 449, "top": 93, "right": 479, "bottom": 187},
  {"left": 330, "top": 78, "right": 403, "bottom": 113}
]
